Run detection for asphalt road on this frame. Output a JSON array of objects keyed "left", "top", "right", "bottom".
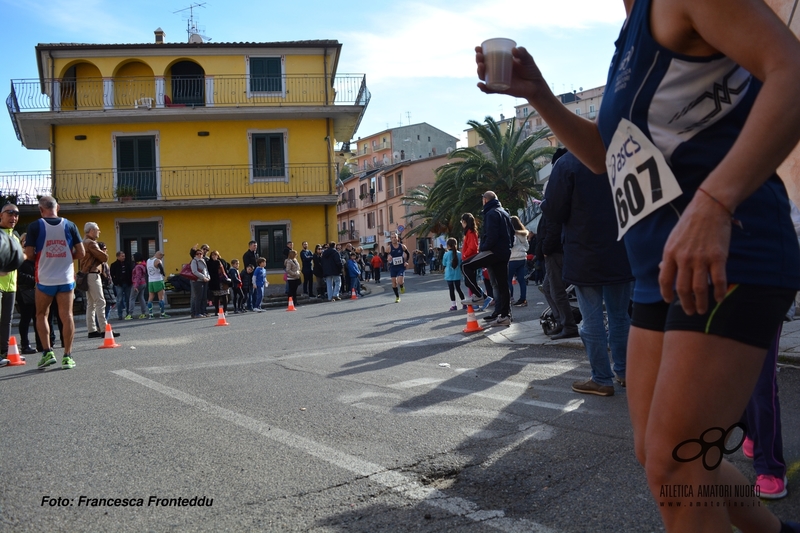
[{"left": 1, "top": 273, "right": 799, "bottom": 532}]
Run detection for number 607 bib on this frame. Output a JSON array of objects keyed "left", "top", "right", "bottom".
[{"left": 606, "top": 119, "right": 682, "bottom": 240}]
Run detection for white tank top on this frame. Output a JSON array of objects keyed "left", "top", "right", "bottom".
[
  {"left": 36, "top": 219, "right": 74, "bottom": 286},
  {"left": 146, "top": 257, "right": 164, "bottom": 282}
]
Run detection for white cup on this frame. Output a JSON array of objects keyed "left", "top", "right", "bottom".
[{"left": 481, "top": 38, "right": 516, "bottom": 91}]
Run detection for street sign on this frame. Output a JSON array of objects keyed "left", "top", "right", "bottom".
[{"left": 397, "top": 225, "right": 405, "bottom": 233}]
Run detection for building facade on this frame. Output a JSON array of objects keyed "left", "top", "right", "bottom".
[{"left": 6, "top": 32, "right": 369, "bottom": 285}]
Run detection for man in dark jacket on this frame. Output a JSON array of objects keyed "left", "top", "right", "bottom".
[
  {"left": 321, "top": 241, "right": 343, "bottom": 301},
  {"left": 539, "top": 148, "right": 579, "bottom": 340},
  {"left": 542, "top": 150, "right": 634, "bottom": 397},
  {"left": 461, "top": 191, "right": 514, "bottom": 326},
  {"left": 110, "top": 251, "right": 132, "bottom": 321}
]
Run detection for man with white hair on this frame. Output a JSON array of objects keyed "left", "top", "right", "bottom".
[
  {"left": 81, "top": 222, "right": 118, "bottom": 339},
  {"left": 24, "top": 196, "right": 84, "bottom": 369}
]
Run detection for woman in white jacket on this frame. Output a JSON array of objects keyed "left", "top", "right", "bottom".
[{"left": 508, "top": 216, "right": 529, "bottom": 307}]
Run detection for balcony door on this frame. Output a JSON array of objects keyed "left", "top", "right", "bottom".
[
  {"left": 255, "top": 224, "right": 287, "bottom": 270},
  {"left": 170, "top": 61, "right": 205, "bottom": 106},
  {"left": 117, "top": 136, "right": 157, "bottom": 200}
]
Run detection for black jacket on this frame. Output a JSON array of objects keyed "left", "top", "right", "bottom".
[
  {"left": 540, "top": 152, "right": 633, "bottom": 286},
  {"left": 321, "top": 248, "right": 343, "bottom": 277},
  {"left": 479, "top": 198, "right": 514, "bottom": 260},
  {"left": 110, "top": 259, "right": 133, "bottom": 286},
  {"left": 243, "top": 249, "right": 258, "bottom": 270}
]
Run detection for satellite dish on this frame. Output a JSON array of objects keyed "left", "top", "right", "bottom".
[
  {"left": 393, "top": 151, "right": 400, "bottom": 160},
  {"left": 189, "top": 33, "right": 204, "bottom": 43},
  {"left": 445, "top": 147, "right": 453, "bottom": 153}
]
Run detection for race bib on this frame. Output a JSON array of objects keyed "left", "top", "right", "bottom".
[
  {"left": 606, "top": 119, "right": 682, "bottom": 240},
  {"left": 392, "top": 256, "right": 404, "bottom": 266}
]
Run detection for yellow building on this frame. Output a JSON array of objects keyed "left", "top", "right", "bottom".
[{"left": 7, "top": 31, "right": 369, "bottom": 284}]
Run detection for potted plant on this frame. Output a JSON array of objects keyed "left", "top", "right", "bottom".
[
  {"left": 89, "top": 195, "right": 100, "bottom": 205},
  {"left": 115, "top": 184, "right": 137, "bottom": 202},
  {"left": 338, "top": 228, "right": 348, "bottom": 237}
]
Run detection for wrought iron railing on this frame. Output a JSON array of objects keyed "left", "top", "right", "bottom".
[
  {"left": 0, "top": 163, "right": 335, "bottom": 205},
  {"left": 336, "top": 198, "right": 357, "bottom": 213},
  {"left": 8, "top": 74, "right": 370, "bottom": 111}
]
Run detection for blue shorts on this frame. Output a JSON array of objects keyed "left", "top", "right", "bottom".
[
  {"left": 37, "top": 282, "right": 75, "bottom": 296},
  {"left": 389, "top": 266, "right": 405, "bottom": 278}
]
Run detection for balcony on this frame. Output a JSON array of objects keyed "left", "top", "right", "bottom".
[
  {"left": 337, "top": 198, "right": 357, "bottom": 213},
  {"left": 338, "top": 229, "right": 359, "bottom": 242},
  {"left": 0, "top": 163, "right": 337, "bottom": 209},
  {"left": 7, "top": 74, "right": 371, "bottom": 149}
]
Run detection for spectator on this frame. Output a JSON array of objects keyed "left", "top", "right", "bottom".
[
  {"left": 81, "top": 222, "right": 111, "bottom": 339},
  {"left": 300, "top": 241, "right": 314, "bottom": 297},
  {"left": 461, "top": 191, "right": 514, "bottom": 326},
  {"left": 146, "top": 251, "right": 169, "bottom": 319},
  {"left": 542, "top": 151, "right": 633, "bottom": 396},
  {"left": 0, "top": 204, "right": 21, "bottom": 356},
  {"left": 207, "top": 250, "right": 230, "bottom": 316},
  {"left": 128, "top": 252, "right": 148, "bottom": 319},
  {"left": 110, "top": 250, "right": 132, "bottom": 321},
  {"left": 189, "top": 248, "right": 210, "bottom": 318},
  {"left": 322, "top": 241, "right": 343, "bottom": 301},
  {"left": 285, "top": 249, "right": 302, "bottom": 304}
]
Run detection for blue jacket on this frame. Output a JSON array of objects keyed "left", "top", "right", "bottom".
[
  {"left": 443, "top": 250, "right": 462, "bottom": 281},
  {"left": 346, "top": 258, "right": 361, "bottom": 278},
  {"left": 479, "top": 198, "right": 514, "bottom": 260},
  {"left": 541, "top": 152, "right": 633, "bottom": 286}
]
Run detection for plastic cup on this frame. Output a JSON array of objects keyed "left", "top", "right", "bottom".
[{"left": 481, "top": 38, "right": 516, "bottom": 90}]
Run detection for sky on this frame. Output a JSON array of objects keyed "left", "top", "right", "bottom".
[{"left": 0, "top": 0, "right": 627, "bottom": 171}]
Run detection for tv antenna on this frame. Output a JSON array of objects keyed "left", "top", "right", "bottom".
[{"left": 174, "top": 3, "right": 211, "bottom": 42}]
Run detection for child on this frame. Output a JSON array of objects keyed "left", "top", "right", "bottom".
[
  {"left": 443, "top": 238, "right": 465, "bottom": 311},
  {"left": 228, "top": 259, "right": 245, "bottom": 313},
  {"left": 127, "top": 252, "right": 148, "bottom": 319},
  {"left": 241, "top": 264, "right": 254, "bottom": 311},
  {"left": 346, "top": 252, "right": 362, "bottom": 297},
  {"left": 252, "top": 258, "right": 267, "bottom": 312}
]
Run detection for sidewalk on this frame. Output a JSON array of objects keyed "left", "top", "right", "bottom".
[{"left": 485, "top": 317, "right": 800, "bottom": 364}]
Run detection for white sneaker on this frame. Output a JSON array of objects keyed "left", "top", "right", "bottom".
[{"left": 461, "top": 295, "right": 485, "bottom": 306}]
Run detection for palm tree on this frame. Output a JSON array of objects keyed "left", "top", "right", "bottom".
[{"left": 408, "top": 116, "right": 553, "bottom": 239}]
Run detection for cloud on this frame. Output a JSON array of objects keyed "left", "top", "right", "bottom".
[{"left": 338, "top": 0, "right": 625, "bottom": 81}]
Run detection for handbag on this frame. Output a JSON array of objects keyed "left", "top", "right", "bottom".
[
  {"left": 75, "top": 271, "right": 89, "bottom": 292},
  {"left": 180, "top": 263, "right": 198, "bottom": 281},
  {"left": 219, "top": 264, "right": 231, "bottom": 290}
]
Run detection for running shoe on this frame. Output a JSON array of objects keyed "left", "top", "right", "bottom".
[
  {"left": 395, "top": 297, "right": 401, "bottom": 303},
  {"left": 148, "top": 314, "right": 154, "bottom": 319},
  {"left": 138, "top": 314, "right": 147, "bottom": 319},
  {"left": 756, "top": 475, "right": 788, "bottom": 499},
  {"left": 160, "top": 313, "right": 171, "bottom": 318},
  {"left": 480, "top": 296, "right": 494, "bottom": 311},
  {"left": 514, "top": 300, "right": 528, "bottom": 307},
  {"left": 124, "top": 314, "right": 133, "bottom": 320},
  {"left": 461, "top": 295, "right": 485, "bottom": 306},
  {"left": 61, "top": 355, "right": 75, "bottom": 370},
  {"left": 0, "top": 358, "right": 8, "bottom": 368},
  {"left": 400, "top": 285, "right": 405, "bottom": 294},
  {"left": 38, "top": 350, "right": 56, "bottom": 369},
  {"left": 487, "top": 315, "right": 511, "bottom": 327},
  {"left": 449, "top": 305, "right": 458, "bottom": 311}
]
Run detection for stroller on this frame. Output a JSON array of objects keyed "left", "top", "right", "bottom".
[{"left": 539, "top": 284, "right": 583, "bottom": 335}]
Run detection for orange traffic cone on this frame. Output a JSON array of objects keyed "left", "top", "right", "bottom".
[
  {"left": 463, "top": 305, "right": 484, "bottom": 333},
  {"left": 287, "top": 297, "right": 296, "bottom": 312},
  {"left": 98, "top": 323, "right": 121, "bottom": 349},
  {"left": 6, "top": 336, "right": 25, "bottom": 366},
  {"left": 351, "top": 288, "right": 357, "bottom": 300},
  {"left": 215, "top": 307, "right": 229, "bottom": 326}
]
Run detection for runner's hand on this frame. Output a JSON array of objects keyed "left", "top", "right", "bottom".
[
  {"left": 659, "top": 193, "right": 730, "bottom": 315},
  {"left": 475, "top": 45, "right": 548, "bottom": 102}
]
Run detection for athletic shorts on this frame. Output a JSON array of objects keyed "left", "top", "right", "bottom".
[
  {"left": 389, "top": 266, "right": 405, "bottom": 278},
  {"left": 36, "top": 282, "right": 75, "bottom": 296},
  {"left": 631, "top": 284, "right": 795, "bottom": 349},
  {"left": 148, "top": 280, "right": 165, "bottom": 294}
]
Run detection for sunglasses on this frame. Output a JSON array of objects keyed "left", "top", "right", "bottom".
[{"left": 2, "top": 211, "right": 20, "bottom": 216}]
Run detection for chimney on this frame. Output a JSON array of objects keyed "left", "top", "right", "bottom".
[{"left": 154, "top": 28, "right": 166, "bottom": 44}]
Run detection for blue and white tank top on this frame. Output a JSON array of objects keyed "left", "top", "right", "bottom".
[
  {"left": 597, "top": 0, "right": 800, "bottom": 303},
  {"left": 31, "top": 218, "right": 79, "bottom": 286},
  {"left": 388, "top": 243, "right": 406, "bottom": 266}
]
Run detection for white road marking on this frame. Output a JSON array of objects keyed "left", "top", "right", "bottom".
[{"left": 112, "top": 369, "right": 558, "bottom": 533}]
